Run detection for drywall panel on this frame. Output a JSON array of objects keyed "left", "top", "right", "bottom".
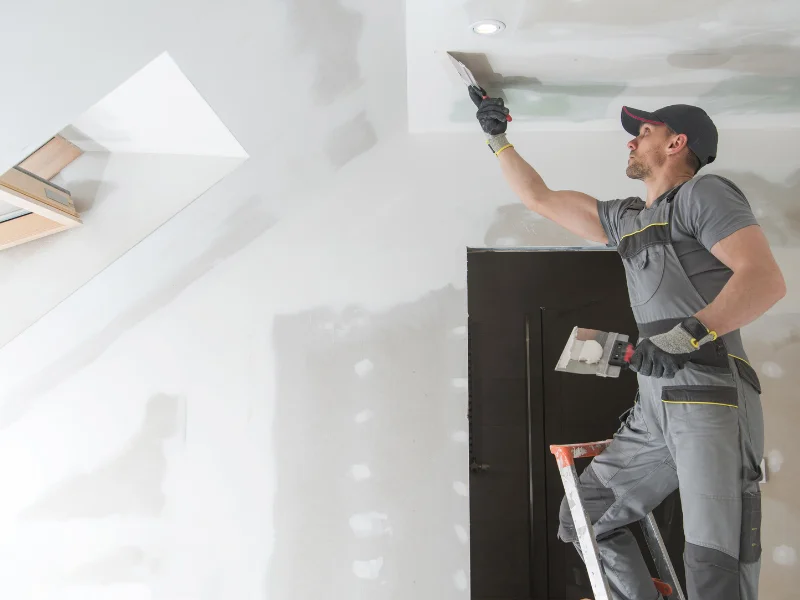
[{"left": 62, "top": 53, "right": 248, "bottom": 157}]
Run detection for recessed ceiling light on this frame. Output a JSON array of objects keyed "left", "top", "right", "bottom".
[{"left": 471, "top": 20, "right": 506, "bottom": 35}]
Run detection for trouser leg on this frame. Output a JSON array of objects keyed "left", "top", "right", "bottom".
[
  {"left": 558, "top": 395, "right": 678, "bottom": 600},
  {"left": 659, "top": 360, "right": 764, "bottom": 600}
]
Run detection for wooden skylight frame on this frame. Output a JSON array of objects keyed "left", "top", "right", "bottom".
[{"left": 0, "top": 135, "right": 83, "bottom": 250}]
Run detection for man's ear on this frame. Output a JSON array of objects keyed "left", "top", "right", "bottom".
[{"left": 667, "top": 132, "right": 689, "bottom": 155}]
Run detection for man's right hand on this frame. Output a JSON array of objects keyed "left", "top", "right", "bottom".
[{"left": 469, "top": 86, "right": 510, "bottom": 136}]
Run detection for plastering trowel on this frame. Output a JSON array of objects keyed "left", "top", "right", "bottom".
[
  {"left": 555, "top": 327, "right": 634, "bottom": 378},
  {"left": 446, "top": 52, "right": 512, "bottom": 121}
]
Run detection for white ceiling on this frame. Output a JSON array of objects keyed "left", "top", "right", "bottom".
[
  {"left": 2, "top": 0, "right": 800, "bottom": 347},
  {"left": 408, "top": 0, "right": 800, "bottom": 131}
]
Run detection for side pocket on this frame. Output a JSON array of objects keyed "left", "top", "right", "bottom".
[
  {"left": 734, "top": 358, "right": 762, "bottom": 394},
  {"left": 662, "top": 385, "right": 738, "bottom": 407},
  {"left": 741, "top": 492, "right": 762, "bottom": 563}
]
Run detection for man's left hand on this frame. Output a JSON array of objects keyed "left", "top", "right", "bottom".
[{"left": 629, "top": 317, "right": 716, "bottom": 378}]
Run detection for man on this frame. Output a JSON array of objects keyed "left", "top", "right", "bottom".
[{"left": 471, "top": 87, "right": 786, "bottom": 600}]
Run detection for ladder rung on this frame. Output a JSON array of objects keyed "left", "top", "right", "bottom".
[{"left": 549, "top": 440, "right": 613, "bottom": 467}]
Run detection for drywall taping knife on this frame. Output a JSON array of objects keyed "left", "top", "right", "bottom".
[
  {"left": 555, "top": 326, "right": 635, "bottom": 378},
  {"left": 447, "top": 52, "right": 512, "bottom": 121}
]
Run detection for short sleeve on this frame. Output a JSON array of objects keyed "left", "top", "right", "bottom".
[
  {"left": 677, "top": 175, "right": 759, "bottom": 251},
  {"left": 597, "top": 197, "right": 639, "bottom": 247}
]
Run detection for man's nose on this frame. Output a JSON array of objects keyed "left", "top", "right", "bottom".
[{"left": 627, "top": 138, "right": 637, "bottom": 152}]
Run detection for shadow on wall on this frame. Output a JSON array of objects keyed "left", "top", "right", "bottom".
[
  {"left": 20, "top": 393, "right": 184, "bottom": 520},
  {"left": 267, "top": 285, "right": 470, "bottom": 599}
]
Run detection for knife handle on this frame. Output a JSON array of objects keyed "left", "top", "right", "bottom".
[
  {"left": 623, "top": 343, "right": 634, "bottom": 364},
  {"left": 609, "top": 341, "right": 635, "bottom": 367}
]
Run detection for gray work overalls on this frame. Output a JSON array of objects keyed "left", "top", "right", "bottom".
[{"left": 558, "top": 183, "right": 764, "bottom": 600}]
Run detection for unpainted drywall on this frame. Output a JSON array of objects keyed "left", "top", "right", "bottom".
[
  {"left": 0, "top": 129, "right": 798, "bottom": 599},
  {"left": 408, "top": 0, "right": 800, "bottom": 132}
]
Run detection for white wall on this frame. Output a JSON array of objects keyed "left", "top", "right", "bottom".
[{"left": 0, "top": 128, "right": 798, "bottom": 599}]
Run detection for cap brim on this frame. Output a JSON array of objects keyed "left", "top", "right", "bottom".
[{"left": 621, "top": 106, "right": 664, "bottom": 136}]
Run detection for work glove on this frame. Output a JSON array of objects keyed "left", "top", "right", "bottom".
[
  {"left": 469, "top": 86, "right": 513, "bottom": 156},
  {"left": 469, "top": 86, "right": 509, "bottom": 135},
  {"left": 629, "top": 317, "right": 717, "bottom": 379}
]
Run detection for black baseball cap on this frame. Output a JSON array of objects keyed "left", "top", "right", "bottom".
[{"left": 621, "top": 104, "right": 718, "bottom": 168}]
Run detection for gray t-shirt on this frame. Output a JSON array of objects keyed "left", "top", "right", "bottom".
[{"left": 597, "top": 174, "right": 760, "bottom": 304}]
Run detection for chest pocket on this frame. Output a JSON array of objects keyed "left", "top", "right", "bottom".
[{"left": 617, "top": 222, "right": 669, "bottom": 307}]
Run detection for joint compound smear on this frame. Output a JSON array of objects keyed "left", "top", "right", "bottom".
[
  {"left": 354, "top": 358, "right": 374, "bottom": 377},
  {"left": 454, "top": 524, "right": 469, "bottom": 544},
  {"left": 451, "top": 430, "right": 468, "bottom": 443},
  {"left": 761, "top": 361, "right": 784, "bottom": 378},
  {"left": 353, "top": 557, "right": 384, "bottom": 580},
  {"left": 451, "top": 378, "right": 468, "bottom": 389},
  {"left": 767, "top": 449, "right": 784, "bottom": 473},
  {"left": 453, "top": 481, "right": 469, "bottom": 497},
  {"left": 349, "top": 512, "right": 392, "bottom": 538},
  {"left": 354, "top": 410, "right": 374, "bottom": 424},
  {"left": 453, "top": 569, "right": 469, "bottom": 591},
  {"left": 773, "top": 545, "right": 797, "bottom": 566},
  {"left": 349, "top": 464, "right": 371, "bottom": 481}
]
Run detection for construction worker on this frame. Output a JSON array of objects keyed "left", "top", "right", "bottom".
[{"left": 471, "top": 87, "right": 786, "bottom": 600}]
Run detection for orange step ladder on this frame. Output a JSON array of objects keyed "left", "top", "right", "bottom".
[{"left": 550, "top": 440, "right": 685, "bottom": 600}]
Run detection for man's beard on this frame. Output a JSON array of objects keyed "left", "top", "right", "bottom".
[{"left": 626, "top": 156, "right": 651, "bottom": 180}]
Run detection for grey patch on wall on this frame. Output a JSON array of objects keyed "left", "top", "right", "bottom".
[
  {"left": 20, "top": 393, "right": 182, "bottom": 520},
  {"left": 285, "top": 0, "right": 364, "bottom": 105},
  {"left": 63, "top": 546, "right": 159, "bottom": 584},
  {"left": 448, "top": 52, "right": 626, "bottom": 122},
  {"left": 484, "top": 204, "right": 544, "bottom": 246},
  {"left": 0, "top": 196, "right": 276, "bottom": 429},
  {"left": 713, "top": 169, "right": 800, "bottom": 246},
  {"left": 266, "top": 285, "right": 468, "bottom": 598},
  {"left": 668, "top": 37, "right": 800, "bottom": 76},
  {"left": 701, "top": 75, "right": 800, "bottom": 113},
  {"left": 325, "top": 112, "right": 378, "bottom": 169}
]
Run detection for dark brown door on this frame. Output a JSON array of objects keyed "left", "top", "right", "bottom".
[{"left": 467, "top": 248, "right": 685, "bottom": 600}]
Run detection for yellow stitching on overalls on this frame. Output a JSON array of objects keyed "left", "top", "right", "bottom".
[
  {"left": 619, "top": 222, "right": 669, "bottom": 240},
  {"left": 661, "top": 400, "right": 739, "bottom": 409},
  {"left": 728, "top": 354, "right": 753, "bottom": 368}
]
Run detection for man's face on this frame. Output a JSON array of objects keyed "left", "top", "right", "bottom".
[{"left": 626, "top": 123, "right": 668, "bottom": 180}]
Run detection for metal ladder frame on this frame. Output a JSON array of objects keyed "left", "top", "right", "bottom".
[{"left": 550, "top": 440, "right": 686, "bottom": 600}]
